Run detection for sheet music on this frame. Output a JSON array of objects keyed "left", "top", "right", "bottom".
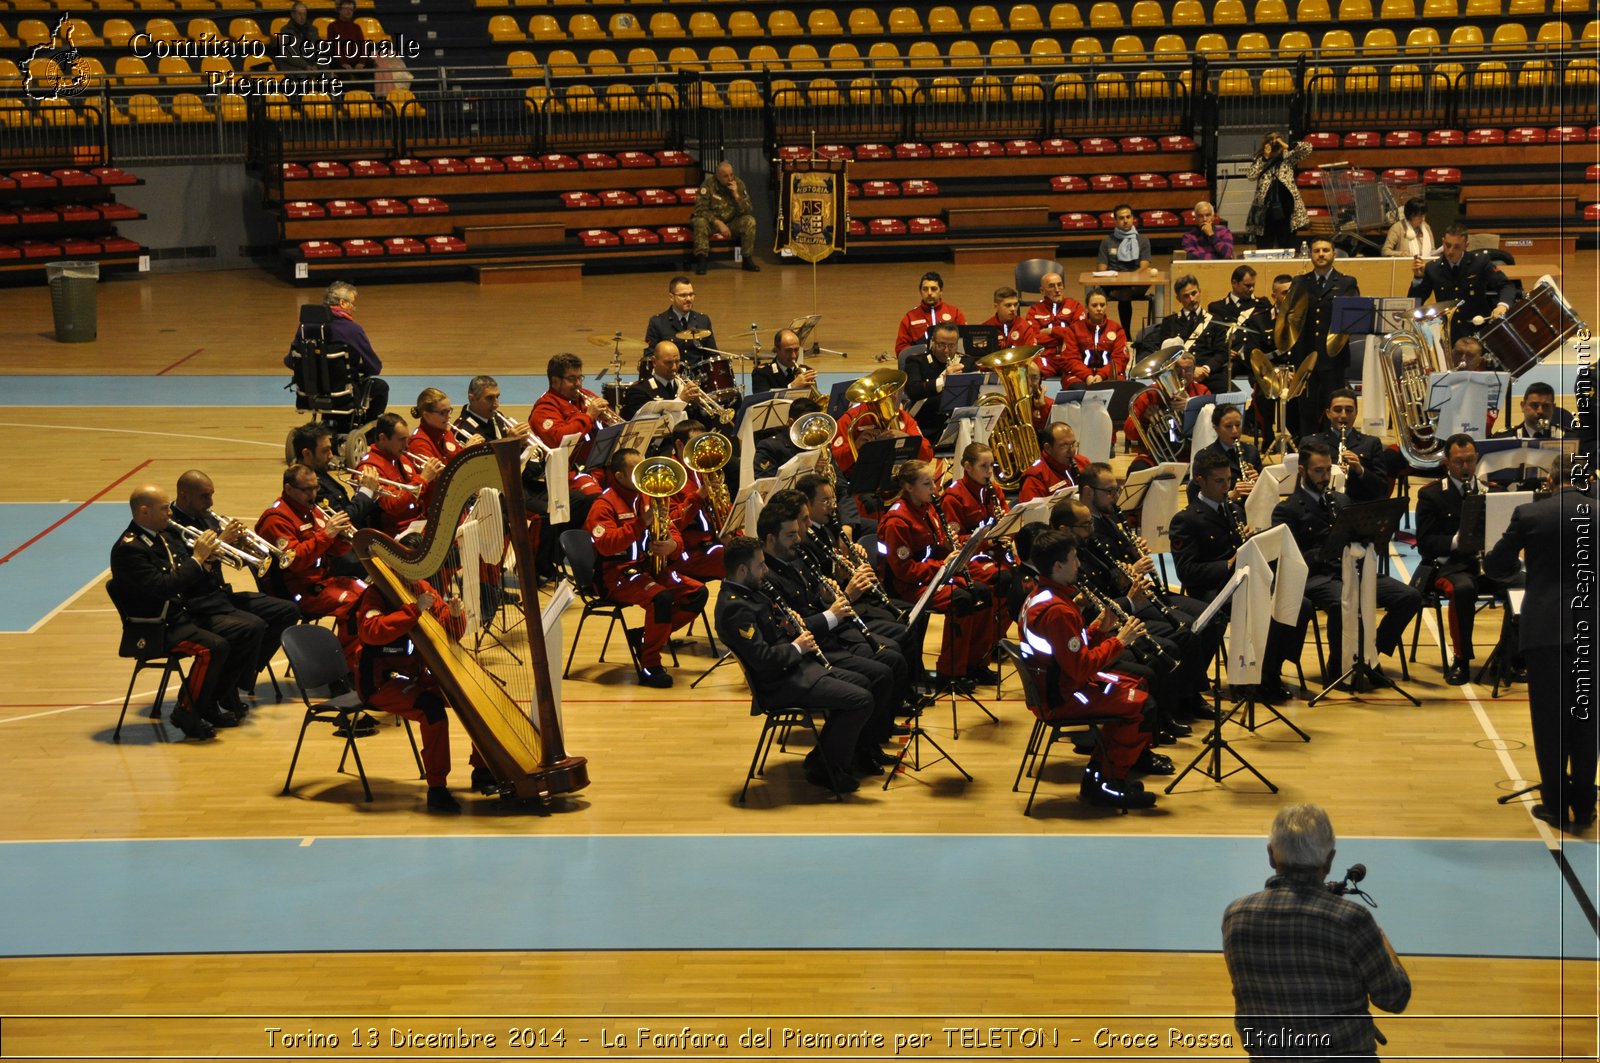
[
  {"left": 736, "top": 397, "right": 793, "bottom": 489},
  {"left": 1485, "top": 490, "right": 1536, "bottom": 548},
  {"left": 546, "top": 439, "right": 573, "bottom": 525},
  {"left": 618, "top": 412, "right": 673, "bottom": 455},
  {"left": 633, "top": 400, "right": 688, "bottom": 432},
  {"left": 541, "top": 581, "right": 574, "bottom": 727}
]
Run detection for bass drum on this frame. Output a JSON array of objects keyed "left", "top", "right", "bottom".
[
  {"left": 689, "top": 355, "right": 741, "bottom": 406},
  {"left": 1478, "top": 280, "right": 1583, "bottom": 378},
  {"left": 602, "top": 381, "right": 628, "bottom": 414}
]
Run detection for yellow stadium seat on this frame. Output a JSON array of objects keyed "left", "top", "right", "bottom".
[
  {"left": 747, "top": 43, "right": 780, "bottom": 69},
  {"left": 357, "top": 16, "right": 389, "bottom": 43},
  {"left": 1009, "top": 3, "right": 1045, "bottom": 29},
  {"left": 808, "top": 9, "right": 843, "bottom": 34},
  {"left": 1052, "top": 72, "right": 1087, "bottom": 100},
  {"left": 528, "top": 15, "right": 563, "bottom": 39},
  {"left": 1422, "top": 0, "right": 1458, "bottom": 12},
  {"left": 1491, "top": 22, "right": 1526, "bottom": 46},
  {"left": 849, "top": 77, "right": 883, "bottom": 103},
  {"left": 768, "top": 77, "right": 799, "bottom": 104},
  {"left": 113, "top": 56, "right": 154, "bottom": 85},
  {"left": 198, "top": 55, "right": 231, "bottom": 77},
  {"left": 14, "top": 18, "right": 49, "bottom": 47},
  {"left": 545, "top": 48, "right": 580, "bottom": 75},
  {"left": 1584, "top": 18, "right": 1599, "bottom": 39},
  {"left": 1505, "top": 0, "right": 1542, "bottom": 11},
  {"left": 868, "top": 40, "right": 903, "bottom": 65},
  {"left": 1384, "top": 62, "right": 1422, "bottom": 88},
  {"left": 313, "top": 18, "right": 333, "bottom": 37},
  {"left": 128, "top": 93, "right": 174, "bottom": 123},
  {"left": 40, "top": 97, "right": 88, "bottom": 127},
  {"left": 1278, "top": 29, "right": 1313, "bottom": 55},
  {"left": 1217, "top": 68, "right": 1253, "bottom": 94},
  {"left": 1071, "top": 34, "right": 1104, "bottom": 59},
  {"left": 1380, "top": 0, "right": 1415, "bottom": 15},
  {"left": 506, "top": 48, "right": 539, "bottom": 77},
  {"left": 1194, "top": 30, "right": 1228, "bottom": 56},
  {"left": 1344, "top": 64, "right": 1379, "bottom": 90},
  {"left": 564, "top": 84, "right": 598, "bottom": 111},
  {"left": 725, "top": 79, "right": 760, "bottom": 106},
  {"left": 929, "top": 5, "right": 963, "bottom": 31},
  {"left": 666, "top": 45, "right": 702, "bottom": 70},
  {"left": 1029, "top": 35, "right": 1065, "bottom": 61},
  {"left": 488, "top": 14, "right": 523, "bottom": 40},
  {"left": 964, "top": 73, "right": 1000, "bottom": 100},
  {"left": 1236, "top": 30, "right": 1271, "bottom": 54},
  {"left": 767, "top": 9, "right": 803, "bottom": 35},
  {"left": 158, "top": 55, "right": 202, "bottom": 84},
  {"left": 1337, "top": 0, "right": 1372, "bottom": 16},
  {"left": 1565, "top": 58, "right": 1597, "bottom": 84},
  {"left": 1254, "top": 0, "right": 1289, "bottom": 19},
  {"left": 1214, "top": 0, "right": 1248, "bottom": 21},
  {"left": 1403, "top": 26, "right": 1439, "bottom": 51},
  {"left": 806, "top": 78, "right": 841, "bottom": 104},
  {"left": 728, "top": 12, "right": 761, "bottom": 35},
  {"left": 1448, "top": 23, "right": 1484, "bottom": 49},
  {"left": 1092, "top": 70, "right": 1126, "bottom": 97},
  {"left": 228, "top": 17, "right": 266, "bottom": 44},
  {"left": 1112, "top": 33, "right": 1145, "bottom": 57},
  {"left": 1320, "top": 28, "right": 1355, "bottom": 55},
  {"left": 889, "top": 7, "right": 924, "bottom": 32},
  {"left": 928, "top": 74, "right": 965, "bottom": 101},
  {"left": 1153, "top": 32, "right": 1185, "bottom": 54},
  {"left": 688, "top": 11, "right": 723, "bottom": 36},
  {"left": 626, "top": 46, "right": 660, "bottom": 69},
  {"left": 1012, "top": 72, "right": 1044, "bottom": 99},
  {"left": 1463, "top": 0, "right": 1501, "bottom": 13},
  {"left": 888, "top": 74, "right": 920, "bottom": 100},
  {"left": 648, "top": 12, "right": 684, "bottom": 37},
  {"left": 849, "top": 7, "right": 885, "bottom": 33},
  {"left": 908, "top": 40, "right": 942, "bottom": 66},
  {"left": 1518, "top": 58, "right": 1554, "bottom": 84},
  {"left": 1363, "top": 27, "right": 1397, "bottom": 53},
  {"left": 61, "top": 17, "right": 103, "bottom": 45},
  {"left": 302, "top": 92, "right": 340, "bottom": 120},
  {"left": 144, "top": 17, "right": 180, "bottom": 42},
  {"left": 1171, "top": 0, "right": 1205, "bottom": 21},
  {"left": 788, "top": 42, "right": 823, "bottom": 68},
  {"left": 1134, "top": 68, "right": 1170, "bottom": 95},
  {"left": 75, "top": 56, "right": 107, "bottom": 81},
  {"left": 606, "top": 84, "right": 639, "bottom": 110},
  {"left": 949, "top": 38, "right": 983, "bottom": 64},
  {"left": 1473, "top": 59, "right": 1510, "bottom": 86},
  {"left": 586, "top": 48, "right": 622, "bottom": 74},
  {"left": 1296, "top": 0, "right": 1331, "bottom": 19},
  {"left": 1130, "top": 0, "right": 1165, "bottom": 23},
  {"left": 699, "top": 44, "right": 736, "bottom": 70},
  {"left": 1260, "top": 65, "right": 1295, "bottom": 92},
  {"left": 1088, "top": 1, "right": 1122, "bottom": 26},
  {"left": 101, "top": 18, "right": 137, "bottom": 45},
  {"left": 1047, "top": 3, "right": 1083, "bottom": 27},
  {"left": 567, "top": 13, "right": 602, "bottom": 39},
  {"left": 829, "top": 41, "right": 862, "bottom": 63},
  {"left": 1535, "top": 20, "right": 1571, "bottom": 44},
  {"left": 989, "top": 37, "right": 1025, "bottom": 63},
  {"left": 1554, "top": 0, "right": 1587, "bottom": 10},
  {"left": 184, "top": 16, "right": 220, "bottom": 42},
  {"left": 969, "top": 4, "right": 1003, "bottom": 29}
]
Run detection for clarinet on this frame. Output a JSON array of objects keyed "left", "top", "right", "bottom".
[
  {"left": 762, "top": 579, "right": 831, "bottom": 668},
  {"left": 985, "top": 485, "right": 1015, "bottom": 566},
  {"left": 1076, "top": 581, "right": 1177, "bottom": 669},
  {"left": 1084, "top": 543, "right": 1182, "bottom": 627},
  {"left": 794, "top": 545, "right": 886, "bottom": 652},
  {"left": 812, "top": 527, "right": 902, "bottom": 619}
]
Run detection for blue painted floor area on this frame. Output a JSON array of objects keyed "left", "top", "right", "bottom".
[
  {"left": 0, "top": 503, "right": 126, "bottom": 632},
  {"left": 1, "top": 835, "right": 1592, "bottom": 958}
]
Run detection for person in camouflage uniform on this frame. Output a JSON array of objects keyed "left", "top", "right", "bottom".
[{"left": 691, "top": 161, "right": 761, "bottom": 274}]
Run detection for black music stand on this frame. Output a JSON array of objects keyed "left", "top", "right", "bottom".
[
  {"left": 580, "top": 421, "right": 627, "bottom": 473},
  {"left": 1166, "top": 568, "right": 1279, "bottom": 794},
  {"left": 937, "top": 372, "right": 984, "bottom": 415},
  {"left": 904, "top": 522, "right": 1004, "bottom": 739},
  {"left": 1308, "top": 497, "right": 1420, "bottom": 706},
  {"left": 845, "top": 436, "right": 922, "bottom": 498},
  {"left": 826, "top": 380, "right": 853, "bottom": 419}
]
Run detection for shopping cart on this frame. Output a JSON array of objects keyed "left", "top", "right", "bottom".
[{"left": 1314, "top": 162, "right": 1419, "bottom": 253}]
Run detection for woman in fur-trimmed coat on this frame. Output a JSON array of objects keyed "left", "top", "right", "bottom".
[{"left": 1245, "top": 132, "right": 1311, "bottom": 250}]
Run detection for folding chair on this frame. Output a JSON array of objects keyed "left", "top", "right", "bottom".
[
  {"left": 1001, "top": 641, "right": 1124, "bottom": 814},
  {"left": 105, "top": 579, "right": 191, "bottom": 741}
]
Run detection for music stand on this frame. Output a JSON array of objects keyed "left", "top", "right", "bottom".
[
  {"left": 579, "top": 421, "right": 627, "bottom": 473},
  {"left": 938, "top": 372, "right": 984, "bottom": 415},
  {"left": 845, "top": 436, "right": 921, "bottom": 499},
  {"left": 1076, "top": 379, "right": 1148, "bottom": 425},
  {"left": 827, "top": 380, "right": 854, "bottom": 419},
  {"left": 1308, "top": 497, "right": 1420, "bottom": 706},
  {"left": 1165, "top": 567, "right": 1280, "bottom": 794}
]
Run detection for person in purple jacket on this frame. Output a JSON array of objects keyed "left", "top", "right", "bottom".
[{"left": 1181, "top": 200, "right": 1234, "bottom": 260}]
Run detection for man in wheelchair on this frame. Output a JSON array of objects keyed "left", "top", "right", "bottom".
[{"left": 285, "top": 281, "right": 390, "bottom": 449}]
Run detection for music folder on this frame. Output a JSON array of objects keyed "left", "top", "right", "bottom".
[
  {"left": 1119, "top": 462, "right": 1185, "bottom": 511},
  {"left": 1330, "top": 296, "right": 1378, "bottom": 335},
  {"left": 1318, "top": 496, "right": 1407, "bottom": 565},
  {"left": 957, "top": 324, "right": 1000, "bottom": 359}
]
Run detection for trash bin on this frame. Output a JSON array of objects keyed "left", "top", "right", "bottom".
[{"left": 46, "top": 260, "right": 100, "bottom": 343}]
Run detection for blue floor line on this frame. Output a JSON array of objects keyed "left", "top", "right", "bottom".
[
  {"left": 0, "top": 503, "right": 126, "bottom": 632},
  {"left": 2, "top": 835, "right": 1592, "bottom": 959}
]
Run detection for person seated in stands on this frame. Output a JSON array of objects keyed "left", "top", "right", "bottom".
[
  {"left": 357, "top": 413, "right": 442, "bottom": 538},
  {"left": 894, "top": 270, "right": 965, "bottom": 355},
  {"left": 752, "top": 328, "right": 818, "bottom": 394},
  {"left": 326, "top": 0, "right": 374, "bottom": 72},
  {"left": 1382, "top": 195, "right": 1435, "bottom": 260},
  {"left": 1026, "top": 271, "right": 1083, "bottom": 376},
  {"left": 1180, "top": 200, "right": 1233, "bottom": 261},
  {"left": 256, "top": 464, "right": 364, "bottom": 620},
  {"left": 275, "top": 1, "right": 319, "bottom": 72},
  {"left": 1097, "top": 203, "right": 1153, "bottom": 334},
  {"left": 1058, "top": 288, "right": 1130, "bottom": 388},
  {"left": 984, "top": 285, "right": 1037, "bottom": 350},
  {"left": 690, "top": 161, "right": 760, "bottom": 275},
  {"left": 406, "top": 386, "right": 483, "bottom": 467},
  {"left": 1018, "top": 422, "right": 1090, "bottom": 501},
  {"left": 753, "top": 398, "right": 821, "bottom": 479}
]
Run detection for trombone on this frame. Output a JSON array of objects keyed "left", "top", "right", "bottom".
[{"left": 172, "top": 520, "right": 272, "bottom": 577}]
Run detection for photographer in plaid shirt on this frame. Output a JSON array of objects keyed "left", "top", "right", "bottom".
[{"left": 1222, "top": 805, "right": 1411, "bottom": 1060}]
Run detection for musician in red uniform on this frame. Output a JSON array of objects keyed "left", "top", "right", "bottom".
[
  {"left": 357, "top": 413, "right": 442, "bottom": 538},
  {"left": 406, "top": 386, "right": 482, "bottom": 467},
  {"left": 878, "top": 459, "right": 1004, "bottom": 687},
  {"left": 829, "top": 400, "right": 932, "bottom": 484},
  {"left": 1124, "top": 352, "right": 1209, "bottom": 467},
  {"left": 583, "top": 447, "right": 710, "bottom": 688},
  {"left": 894, "top": 270, "right": 966, "bottom": 354},
  {"left": 342, "top": 579, "right": 486, "bottom": 813},
  {"left": 529, "top": 353, "right": 609, "bottom": 578},
  {"left": 667, "top": 420, "right": 728, "bottom": 584},
  {"left": 1025, "top": 271, "right": 1084, "bottom": 377},
  {"left": 1058, "top": 288, "right": 1130, "bottom": 387},
  {"left": 941, "top": 442, "right": 1009, "bottom": 536},
  {"left": 1026, "top": 362, "right": 1055, "bottom": 432},
  {"left": 255, "top": 464, "right": 364, "bottom": 620},
  {"left": 1018, "top": 423, "right": 1091, "bottom": 501},
  {"left": 983, "top": 286, "right": 1038, "bottom": 350},
  {"left": 1019, "top": 530, "right": 1159, "bottom": 809}
]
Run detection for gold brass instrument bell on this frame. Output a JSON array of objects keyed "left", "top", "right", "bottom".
[
  {"left": 843, "top": 368, "right": 908, "bottom": 458},
  {"left": 633, "top": 455, "right": 688, "bottom": 574},
  {"left": 683, "top": 431, "right": 734, "bottom": 529},
  {"left": 975, "top": 344, "right": 1044, "bottom": 487}
]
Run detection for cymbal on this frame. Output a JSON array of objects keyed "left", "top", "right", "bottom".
[
  {"left": 588, "top": 334, "right": 647, "bottom": 350},
  {"left": 675, "top": 328, "right": 713, "bottom": 341}
]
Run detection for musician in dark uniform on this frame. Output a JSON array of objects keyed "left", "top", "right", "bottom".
[
  {"left": 1408, "top": 223, "right": 1516, "bottom": 346},
  {"left": 621, "top": 341, "right": 721, "bottom": 423},
  {"left": 1132, "top": 274, "right": 1220, "bottom": 379},
  {"left": 901, "top": 321, "right": 967, "bottom": 449},
  {"left": 1189, "top": 404, "right": 1263, "bottom": 502},
  {"left": 714, "top": 535, "right": 876, "bottom": 793},
  {"left": 751, "top": 328, "right": 818, "bottom": 394},
  {"left": 1272, "top": 440, "right": 1421, "bottom": 686},
  {"left": 1205, "top": 265, "right": 1275, "bottom": 380},
  {"left": 1306, "top": 387, "right": 1391, "bottom": 503},
  {"left": 1287, "top": 237, "right": 1361, "bottom": 437},
  {"left": 109, "top": 484, "right": 254, "bottom": 738},
  {"left": 168, "top": 469, "right": 300, "bottom": 703},
  {"left": 1498, "top": 382, "right": 1571, "bottom": 440},
  {"left": 1171, "top": 450, "right": 1301, "bottom": 702},
  {"left": 642, "top": 275, "right": 717, "bottom": 368},
  {"left": 1416, "top": 434, "right": 1519, "bottom": 685},
  {"left": 291, "top": 420, "right": 380, "bottom": 578},
  {"left": 456, "top": 374, "right": 534, "bottom": 445},
  {"left": 752, "top": 398, "right": 820, "bottom": 479},
  {"left": 1483, "top": 455, "right": 1596, "bottom": 831}
]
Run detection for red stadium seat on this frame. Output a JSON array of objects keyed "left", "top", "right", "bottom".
[
  {"left": 1466, "top": 128, "right": 1506, "bottom": 144},
  {"left": 1295, "top": 169, "right": 1325, "bottom": 187},
  {"left": 1098, "top": 211, "right": 1118, "bottom": 227},
  {"left": 349, "top": 160, "right": 390, "bottom": 177},
  {"left": 1425, "top": 130, "right": 1467, "bottom": 145},
  {"left": 285, "top": 201, "right": 325, "bottom": 219},
  {"left": 0, "top": 244, "right": 21, "bottom": 260},
  {"left": 599, "top": 190, "right": 639, "bottom": 207},
  {"left": 902, "top": 179, "right": 939, "bottom": 195},
  {"left": 1548, "top": 125, "right": 1584, "bottom": 142},
  {"left": 58, "top": 206, "right": 99, "bottom": 223},
  {"left": 856, "top": 143, "right": 894, "bottom": 160},
  {"left": 1506, "top": 127, "right": 1546, "bottom": 144},
  {"left": 1129, "top": 172, "right": 1169, "bottom": 188},
  {"left": 383, "top": 238, "right": 425, "bottom": 256},
  {"left": 325, "top": 200, "right": 366, "bottom": 217},
  {"left": 52, "top": 169, "right": 98, "bottom": 187},
  {"left": 816, "top": 144, "right": 853, "bottom": 160},
  {"left": 100, "top": 237, "right": 141, "bottom": 255},
  {"left": 423, "top": 236, "right": 467, "bottom": 253},
  {"left": 1305, "top": 207, "right": 1328, "bottom": 219},
  {"left": 428, "top": 158, "right": 469, "bottom": 174},
  {"left": 309, "top": 161, "right": 349, "bottom": 178},
  {"left": 299, "top": 240, "right": 342, "bottom": 259},
  {"left": 540, "top": 154, "right": 581, "bottom": 170},
  {"left": 407, "top": 197, "right": 450, "bottom": 214},
  {"left": 1141, "top": 209, "right": 1180, "bottom": 227},
  {"left": 845, "top": 182, "right": 862, "bottom": 197},
  {"left": 577, "top": 229, "right": 620, "bottom": 247},
  {"left": 98, "top": 203, "right": 140, "bottom": 220},
  {"left": 777, "top": 146, "right": 811, "bottom": 161},
  {"left": 932, "top": 141, "right": 970, "bottom": 157},
  {"left": 1090, "top": 174, "right": 1129, "bottom": 190},
  {"left": 1159, "top": 134, "right": 1197, "bottom": 150},
  {"left": 90, "top": 167, "right": 138, "bottom": 185},
  {"left": 1051, "top": 175, "right": 1089, "bottom": 191},
  {"left": 1584, "top": 203, "right": 1600, "bottom": 221},
  {"left": 1043, "top": 137, "right": 1080, "bottom": 154},
  {"left": 617, "top": 151, "right": 658, "bottom": 167},
  {"left": 638, "top": 188, "right": 677, "bottom": 205},
  {"left": 893, "top": 142, "right": 931, "bottom": 158},
  {"left": 677, "top": 187, "right": 700, "bottom": 204},
  {"left": 655, "top": 150, "right": 695, "bottom": 166},
  {"left": 1423, "top": 167, "right": 1461, "bottom": 183},
  {"left": 1170, "top": 171, "right": 1207, "bottom": 188},
  {"left": 1006, "top": 139, "right": 1043, "bottom": 155},
  {"left": 1120, "top": 135, "right": 1158, "bottom": 152},
  {"left": 862, "top": 180, "right": 901, "bottom": 197},
  {"left": 342, "top": 239, "right": 384, "bottom": 257},
  {"left": 391, "top": 159, "right": 431, "bottom": 175},
  {"left": 1382, "top": 168, "right": 1420, "bottom": 184},
  {"left": 618, "top": 227, "right": 662, "bottom": 244},
  {"left": 848, "top": 218, "right": 867, "bottom": 237},
  {"left": 969, "top": 140, "right": 1004, "bottom": 157},
  {"left": 17, "top": 208, "right": 58, "bottom": 224},
  {"left": 1347, "top": 168, "right": 1377, "bottom": 182},
  {"left": 1343, "top": 131, "right": 1381, "bottom": 147},
  {"left": 1383, "top": 131, "right": 1424, "bottom": 147},
  {"left": 466, "top": 156, "right": 506, "bottom": 173},
  {"left": 658, "top": 226, "right": 692, "bottom": 243},
  {"left": 561, "top": 192, "right": 601, "bottom": 208},
  {"left": 368, "top": 199, "right": 407, "bottom": 216},
  {"left": 280, "top": 164, "right": 309, "bottom": 180},
  {"left": 908, "top": 216, "right": 946, "bottom": 233},
  {"left": 1080, "top": 136, "right": 1119, "bottom": 153},
  {"left": 504, "top": 155, "right": 543, "bottom": 172},
  {"left": 1304, "top": 132, "right": 1340, "bottom": 149},
  {"left": 1589, "top": 126, "right": 1600, "bottom": 142},
  {"left": 868, "top": 218, "right": 908, "bottom": 235},
  {"left": 578, "top": 153, "right": 619, "bottom": 169},
  {"left": 1586, "top": 164, "right": 1600, "bottom": 181}
]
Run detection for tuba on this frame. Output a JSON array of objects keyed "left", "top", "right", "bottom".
[
  {"left": 633, "top": 455, "right": 688, "bottom": 574},
  {"left": 843, "top": 368, "right": 907, "bottom": 458},
  {"left": 684, "top": 431, "right": 734, "bottom": 530},
  {"left": 976, "top": 344, "right": 1043, "bottom": 488},
  {"left": 1378, "top": 300, "right": 1459, "bottom": 469}
]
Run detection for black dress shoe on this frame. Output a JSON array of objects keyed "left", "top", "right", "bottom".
[
  {"left": 804, "top": 756, "right": 858, "bottom": 792},
  {"left": 200, "top": 706, "right": 240, "bottom": 728},
  {"left": 1444, "top": 660, "right": 1469, "bottom": 685},
  {"left": 1571, "top": 807, "right": 1597, "bottom": 830},
  {"left": 851, "top": 758, "right": 886, "bottom": 777},
  {"left": 887, "top": 723, "right": 913, "bottom": 737},
  {"left": 741, "top": 257, "right": 762, "bottom": 272},
  {"left": 1255, "top": 680, "right": 1292, "bottom": 705},
  {"left": 334, "top": 712, "right": 380, "bottom": 738},
  {"left": 426, "top": 787, "right": 461, "bottom": 813},
  {"left": 168, "top": 707, "right": 216, "bottom": 741},
  {"left": 470, "top": 766, "right": 500, "bottom": 794},
  {"left": 1531, "top": 803, "right": 1570, "bottom": 829},
  {"left": 859, "top": 747, "right": 900, "bottom": 767},
  {"left": 1161, "top": 717, "right": 1193, "bottom": 738},
  {"left": 1080, "top": 774, "right": 1157, "bottom": 809},
  {"left": 1133, "top": 750, "right": 1176, "bottom": 775},
  {"left": 638, "top": 666, "right": 673, "bottom": 689},
  {"left": 693, "top": 254, "right": 708, "bottom": 275},
  {"left": 966, "top": 665, "right": 1000, "bottom": 684}
]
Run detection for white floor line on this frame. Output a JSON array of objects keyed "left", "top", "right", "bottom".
[
  {"left": 24, "top": 567, "right": 109, "bottom": 634},
  {"left": 0, "top": 422, "right": 281, "bottom": 448}
]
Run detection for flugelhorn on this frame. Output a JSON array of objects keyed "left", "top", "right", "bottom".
[
  {"left": 578, "top": 388, "right": 623, "bottom": 428},
  {"left": 173, "top": 520, "right": 272, "bottom": 577},
  {"left": 215, "top": 511, "right": 297, "bottom": 569}
]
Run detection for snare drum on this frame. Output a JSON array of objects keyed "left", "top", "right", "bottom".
[
  {"left": 1478, "top": 281, "right": 1583, "bottom": 378},
  {"left": 690, "top": 355, "right": 741, "bottom": 405}
]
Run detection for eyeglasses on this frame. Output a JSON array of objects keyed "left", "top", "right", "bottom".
[{"left": 430, "top": 406, "right": 453, "bottom": 416}]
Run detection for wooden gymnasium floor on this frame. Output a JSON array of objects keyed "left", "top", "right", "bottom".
[{"left": 0, "top": 255, "right": 1596, "bottom": 1062}]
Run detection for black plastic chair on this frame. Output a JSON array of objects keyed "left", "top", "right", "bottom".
[
  {"left": 559, "top": 528, "right": 645, "bottom": 678},
  {"left": 1001, "top": 641, "right": 1123, "bottom": 815},
  {"left": 1014, "top": 258, "right": 1066, "bottom": 298},
  {"left": 738, "top": 698, "right": 842, "bottom": 804},
  {"left": 279, "top": 625, "right": 420, "bottom": 803},
  {"left": 105, "top": 579, "right": 193, "bottom": 741}
]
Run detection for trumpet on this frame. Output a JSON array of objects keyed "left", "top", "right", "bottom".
[
  {"left": 340, "top": 465, "right": 423, "bottom": 499},
  {"left": 316, "top": 500, "right": 357, "bottom": 540},
  {"left": 173, "top": 520, "right": 272, "bottom": 577},
  {"left": 673, "top": 375, "right": 733, "bottom": 423},
  {"left": 578, "top": 388, "right": 623, "bottom": 428},
  {"left": 451, "top": 421, "right": 480, "bottom": 446},
  {"left": 216, "top": 511, "right": 298, "bottom": 569}
]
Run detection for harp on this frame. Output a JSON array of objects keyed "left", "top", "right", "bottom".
[{"left": 353, "top": 439, "right": 588, "bottom": 802}]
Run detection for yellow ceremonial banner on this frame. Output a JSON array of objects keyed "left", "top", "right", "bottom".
[{"left": 775, "top": 161, "right": 848, "bottom": 264}]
